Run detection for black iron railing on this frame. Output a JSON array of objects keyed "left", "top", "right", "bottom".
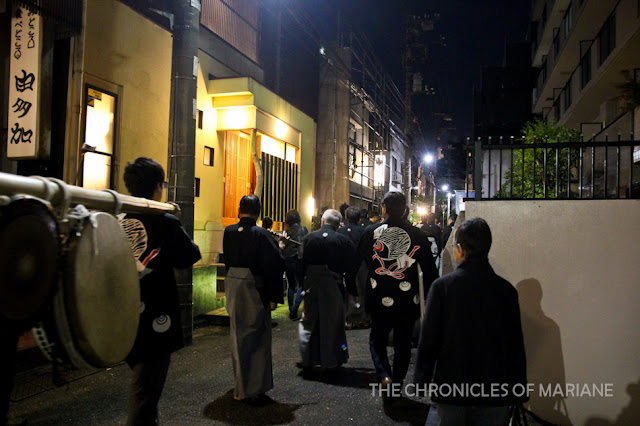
[{"left": 468, "top": 137, "right": 640, "bottom": 200}]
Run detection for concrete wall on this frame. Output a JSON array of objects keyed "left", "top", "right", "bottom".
[
  {"left": 83, "top": 0, "right": 172, "bottom": 192},
  {"left": 315, "top": 49, "right": 351, "bottom": 211},
  {"left": 460, "top": 200, "right": 640, "bottom": 425}
]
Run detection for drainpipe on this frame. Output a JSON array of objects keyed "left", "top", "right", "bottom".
[
  {"left": 63, "top": 0, "right": 87, "bottom": 185},
  {"left": 168, "top": 0, "right": 200, "bottom": 346}
]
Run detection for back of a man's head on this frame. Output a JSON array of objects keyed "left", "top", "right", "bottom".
[
  {"left": 455, "top": 217, "right": 492, "bottom": 259},
  {"left": 123, "top": 157, "right": 164, "bottom": 199},
  {"left": 285, "top": 209, "right": 301, "bottom": 226},
  {"left": 449, "top": 213, "right": 458, "bottom": 224},
  {"left": 239, "top": 194, "right": 261, "bottom": 217},
  {"left": 321, "top": 209, "right": 342, "bottom": 228},
  {"left": 382, "top": 191, "right": 406, "bottom": 218},
  {"left": 345, "top": 206, "right": 361, "bottom": 224},
  {"left": 339, "top": 203, "right": 349, "bottom": 218},
  {"left": 262, "top": 216, "right": 273, "bottom": 229}
]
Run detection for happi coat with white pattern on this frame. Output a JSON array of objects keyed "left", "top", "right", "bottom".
[{"left": 358, "top": 217, "right": 439, "bottom": 319}]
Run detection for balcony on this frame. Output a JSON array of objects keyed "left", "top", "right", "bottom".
[{"left": 533, "top": 0, "right": 620, "bottom": 114}]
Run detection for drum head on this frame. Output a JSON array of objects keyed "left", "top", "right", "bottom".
[
  {"left": 64, "top": 212, "right": 139, "bottom": 367},
  {"left": 0, "top": 197, "right": 59, "bottom": 322}
]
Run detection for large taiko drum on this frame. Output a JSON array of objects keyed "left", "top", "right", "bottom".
[
  {"left": 33, "top": 211, "right": 140, "bottom": 369},
  {"left": 0, "top": 196, "right": 59, "bottom": 325}
]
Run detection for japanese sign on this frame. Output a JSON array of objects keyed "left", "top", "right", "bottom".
[{"left": 7, "top": 6, "right": 42, "bottom": 159}]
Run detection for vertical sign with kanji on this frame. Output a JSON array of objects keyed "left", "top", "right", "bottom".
[{"left": 7, "top": 6, "right": 42, "bottom": 159}]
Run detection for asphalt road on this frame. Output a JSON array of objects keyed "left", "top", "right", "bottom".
[{"left": 8, "top": 306, "right": 430, "bottom": 425}]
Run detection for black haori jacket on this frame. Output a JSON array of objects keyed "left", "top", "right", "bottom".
[
  {"left": 120, "top": 213, "right": 201, "bottom": 366},
  {"left": 358, "top": 217, "right": 439, "bottom": 319},
  {"left": 414, "top": 257, "right": 528, "bottom": 406},
  {"left": 224, "top": 217, "right": 285, "bottom": 308}
]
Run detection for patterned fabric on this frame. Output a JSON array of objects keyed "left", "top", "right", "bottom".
[
  {"left": 359, "top": 218, "right": 439, "bottom": 318},
  {"left": 119, "top": 213, "right": 201, "bottom": 365}
]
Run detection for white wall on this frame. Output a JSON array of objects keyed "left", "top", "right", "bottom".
[{"left": 458, "top": 200, "right": 640, "bottom": 425}]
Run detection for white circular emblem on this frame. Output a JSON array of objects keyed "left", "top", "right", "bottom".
[
  {"left": 152, "top": 315, "right": 171, "bottom": 333},
  {"left": 347, "top": 228, "right": 352, "bottom": 232},
  {"left": 370, "top": 278, "right": 377, "bottom": 289},
  {"left": 238, "top": 227, "right": 244, "bottom": 232},
  {"left": 140, "top": 301, "right": 145, "bottom": 313},
  {"left": 322, "top": 232, "right": 328, "bottom": 237},
  {"left": 382, "top": 297, "right": 394, "bottom": 307},
  {"left": 413, "top": 294, "right": 420, "bottom": 304},
  {"left": 399, "top": 281, "right": 411, "bottom": 291}
]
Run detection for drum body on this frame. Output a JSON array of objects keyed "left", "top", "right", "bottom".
[
  {"left": 0, "top": 196, "right": 59, "bottom": 325},
  {"left": 34, "top": 211, "right": 140, "bottom": 369}
]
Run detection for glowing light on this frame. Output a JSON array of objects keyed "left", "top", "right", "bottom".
[
  {"left": 424, "top": 154, "right": 434, "bottom": 164},
  {"left": 441, "top": 184, "right": 449, "bottom": 191},
  {"left": 307, "top": 197, "right": 315, "bottom": 218},
  {"left": 275, "top": 120, "right": 288, "bottom": 140},
  {"left": 260, "top": 134, "right": 285, "bottom": 159},
  {"left": 220, "top": 107, "right": 251, "bottom": 129},
  {"left": 417, "top": 206, "right": 427, "bottom": 216},
  {"left": 374, "top": 155, "right": 386, "bottom": 187}
]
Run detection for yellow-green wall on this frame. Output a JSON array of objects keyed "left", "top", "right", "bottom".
[
  {"left": 194, "top": 75, "right": 316, "bottom": 266},
  {"left": 83, "top": 0, "right": 172, "bottom": 193}
]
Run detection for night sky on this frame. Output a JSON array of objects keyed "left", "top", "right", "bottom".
[{"left": 328, "top": 0, "right": 532, "bottom": 143}]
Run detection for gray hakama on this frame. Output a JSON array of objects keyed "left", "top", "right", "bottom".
[
  {"left": 225, "top": 267, "right": 272, "bottom": 400},
  {"left": 298, "top": 265, "right": 349, "bottom": 368}
]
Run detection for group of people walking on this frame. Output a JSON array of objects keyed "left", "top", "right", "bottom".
[
  {"left": 223, "top": 189, "right": 528, "bottom": 425},
  {"left": 2, "top": 156, "right": 528, "bottom": 426}
]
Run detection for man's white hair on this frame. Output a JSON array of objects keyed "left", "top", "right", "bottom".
[{"left": 321, "top": 209, "right": 342, "bottom": 228}]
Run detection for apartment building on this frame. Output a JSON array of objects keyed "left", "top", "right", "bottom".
[{"left": 531, "top": 0, "right": 640, "bottom": 141}]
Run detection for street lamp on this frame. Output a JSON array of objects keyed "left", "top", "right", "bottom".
[
  {"left": 424, "top": 154, "right": 434, "bottom": 164},
  {"left": 447, "top": 192, "right": 453, "bottom": 222},
  {"left": 441, "top": 184, "right": 449, "bottom": 191}
]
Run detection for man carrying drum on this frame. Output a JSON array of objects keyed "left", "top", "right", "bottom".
[{"left": 121, "top": 157, "right": 201, "bottom": 424}]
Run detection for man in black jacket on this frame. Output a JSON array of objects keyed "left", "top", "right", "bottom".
[
  {"left": 359, "top": 192, "right": 438, "bottom": 402},
  {"left": 414, "top": 218, "right": 527, "bottom": 424}
]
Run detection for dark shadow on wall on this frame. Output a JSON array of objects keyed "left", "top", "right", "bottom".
[
  {"left": 203, "top": 389, "right": 304, "bottom": 425},
  {"left": 585, "top": 379, "right": 640, "bottom": 426},
  {"left": 517, "top": 278, "right": 571, "bottom": 425}
]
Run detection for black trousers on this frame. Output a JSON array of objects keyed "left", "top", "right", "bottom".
[
  {"left": 369, "top": 313, "right": 417, "bottom": 384},
  {"left": 127, "top": 354, "right": 171, "bottom": 426}
]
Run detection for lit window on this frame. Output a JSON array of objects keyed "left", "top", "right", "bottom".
[{"left": 82, "top": 87, "right": 116, "bottom": 190}]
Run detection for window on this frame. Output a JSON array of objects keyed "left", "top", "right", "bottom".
[
  {"left": 599, "top": 12, "right": 616, "bottom": 65},
  {"left": 581, "top": 48, "right": 591, "bottom": 88},
  {"left": 563, "top": 4, "right": 573, "bottom": 38},
  {"left": 195, "top": 177, "right": 200, "bottom": 197},
  {"left": 563, "top": 77, "right": 572, "bottom": 111},
  {"left": 197, "top": 109, "right": 203, "bottom": 129},
  {"left": 553, "top": 32, "right": 560, "bottom": 57},
  {"left": 541, "top": 3, "right": 548, "bottom": 30},
  {"left": 204, "top": 146, "right": 214, "bottom": 166},
  {"left": 81, "top": 87, "right": 116, "bottom": 190}
]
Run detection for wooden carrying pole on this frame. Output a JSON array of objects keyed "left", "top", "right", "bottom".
[{"left": 0, "top": 172, "right": 177, "bottom": 215}]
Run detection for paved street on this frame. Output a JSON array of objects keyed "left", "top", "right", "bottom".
[{"left": 8, "top": 306, "right": 430, "bottom": 425}]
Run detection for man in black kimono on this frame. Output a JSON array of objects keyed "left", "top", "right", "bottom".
[
  {"left": 338, "top": 206, "right": 369, "bottom": 329},
  {"left": 121, "top": 157, "right": 201, "bottom": 425},
  {"left": 298, "top": 209, "right": 357, "bottom": 369},
  {"left": 223, "top": 195, "right": 285, "bottom": 402},
  {"left": 358, "top": 191, "right": 438, "bottom": 403}
]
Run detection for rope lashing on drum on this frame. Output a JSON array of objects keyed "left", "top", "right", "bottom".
[
  {"left": 68, "top": 205, "right": 99, "bottom": 256},
  {"left": 47, "top": 178, "right": 72, "bottom": 220},
  {"left": 102, "top": 189, "right": 123, "bottom": 216},
  {"left": 30, "top": 176, "right": 55, "bottom": 202}
]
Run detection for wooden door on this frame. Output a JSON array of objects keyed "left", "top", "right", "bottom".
[{"left": 223, "top": 131, "right": 253, "bottom": 220}]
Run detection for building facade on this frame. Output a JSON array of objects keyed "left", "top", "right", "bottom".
[
  {"left": 531, "top": 0, "right": 640, "bottom": 141},
  {"left": 1, "top": 0, "right": 316, "bottom": 332}
]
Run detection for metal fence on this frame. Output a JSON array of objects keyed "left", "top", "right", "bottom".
[{"left": 468, "top": 137, "right": 640, "bottom": 200}]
